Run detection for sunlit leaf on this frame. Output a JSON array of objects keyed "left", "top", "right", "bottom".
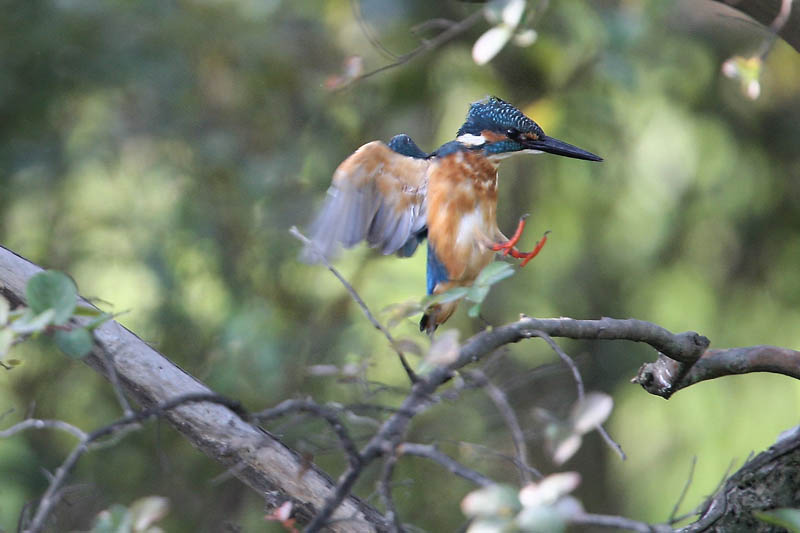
[
  {"left": 515, "top": 505, "right": 566, "bottom": 532},
  {"left": 129, "top": 496, "right": 169, "bottom": 531},
  {"left": 500, "top": 0, "right": 525, "bottom": 27},
  {"left": 755, "top": 508, "right": 800, "bottom": 532},
  {"left": 0, "top": 295, "right": 9, "bottom": 326},
  {"left": 423, "top": 287, "right": 470, "bottom": 307},
  {"left": 91, "top": 503, "right": 131, "bottom": 533},
  {"left": 466, "top": 517, "right": 512, "bottom": 533},
  {"left": 55, "top": 328, "right": 94, "bottom": 359},
  {"left": 10, "top": 309, "right": 55, "bottom": 334},
  {"left": 473, "top": 26, "right": 514, "bottom": 65},
  {"left": 552, "top": 434, "right": 582, "bottom": 466},
  {"left": 570, "top": 392, "right": 614, "bottom": 434},
  {"left": 519, "top": 472, "right": 581, "bottom": 507},
  {"left": 26, "top": 270, "right": 78, "bottom": 325},
  {"left": 474, "top": 261, "right": 516, "bottom": 287},
  {"left": 461, "top": 484, "right": 521, "bottom": 518},
  {"left": 513, "top": 28, "right": 537, "bottom": 47}
]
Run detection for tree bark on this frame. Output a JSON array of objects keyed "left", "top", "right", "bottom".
[{"left": 0, "top": 246, "right": 387, "bottom": 533}]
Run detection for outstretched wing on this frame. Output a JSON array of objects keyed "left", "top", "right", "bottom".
[{"left": 302, "top": 138, "right": 430, "bottom": 262}]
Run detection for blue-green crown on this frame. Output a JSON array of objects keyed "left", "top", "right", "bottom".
[{"left": 457, "top": 96, "right": 544, "bottom": 139}]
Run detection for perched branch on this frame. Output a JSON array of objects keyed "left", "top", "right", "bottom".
[
  {"left": 0, "top": 245, "right": 387, "bottom": 533},
  {"left": 633, "top": 345, "right": 800, "bottom": 398}
]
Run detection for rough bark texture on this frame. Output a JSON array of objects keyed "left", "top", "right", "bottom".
[
  {"left": 683, "top": 426, "right": 800, "bottom": 532},
  {"left": 0, "top": 246, "right": 387, "bottom": 533}
]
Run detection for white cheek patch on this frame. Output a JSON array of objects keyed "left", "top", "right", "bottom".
[{"left": 457, "top": 133, "right": 487, "bottom": 146}]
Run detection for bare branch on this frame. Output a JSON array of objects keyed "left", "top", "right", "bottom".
[
  {"left": 378, "top": 452, "right": 404, "bottom": 533},
  {"left": 712, "top": 0, "right": 800, "bottom": 53},
  {"left": 634, "top": 345, "right": 800, "bottom": 398},
  {"left": 0, "top": 245, "right": 387, "bottom": 533},
  {"left": 254, "top": 398, "right": 361, "bottom": 469},
  {"left": 571, "top": 512, "right": 673, "bottom": 532},
  {"left": 0, "top": 419, "right": 87, "bottom": 441},
  {"left": 465, "top": 369, "right": 537, "bottom": 483},
  {"left": 397, "top": 443, "right": 493, "bottom": 487}
]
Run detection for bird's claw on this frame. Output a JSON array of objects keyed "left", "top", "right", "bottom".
[{"left": 492, "top": 222, "right": 550, "bottom": 267}]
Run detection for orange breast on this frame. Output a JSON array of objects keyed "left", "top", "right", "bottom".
[{"left": 426, "top": 150, "right": 500, "bottom": 288}]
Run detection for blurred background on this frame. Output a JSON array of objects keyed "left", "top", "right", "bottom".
[{"left": 1, "top": 0, "right": 799, "bottom": 531}]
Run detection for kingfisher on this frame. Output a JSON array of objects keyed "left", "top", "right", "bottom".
[{"left": 303, "top": 96, "right": 602, "bottom": 333}]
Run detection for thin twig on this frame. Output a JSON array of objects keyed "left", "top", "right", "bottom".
[
  {"left": 254, "top": 398, "right": 361, "bottom": 468},
  {"left": 571, "top": 512, "right": 672, "bottom": 532},
  {"left": 398, "top": 443, "right": 493, "bottom": 487},
  {"left": 0, "top": 419, "right": 87, "bottom": 441},
  {"left": 378, "top": 451, "right": 404, "bottom": 532},
  {"left": 529, "top": 330, "right": 626, "bottom": 461},
  {"left": 352, "top": 8, "right": 486, "bottom": 84},
  {"left": 465, "top": 369, "right": 537, "bottom": 483},
  {"left": 351, "top": 0, "right": 399, "bottom": 60},
  {"left": 290, "top": 226, "right": 417, "bottom": 383},
  {"left": 98, "top": 343, "right": 133, "bottom": 416},
  {"left": 669, "top": 456, "right": 697, "bottom": 524},
  {"left": 23, "top": 393, "right": 242, "bottom": 533}
]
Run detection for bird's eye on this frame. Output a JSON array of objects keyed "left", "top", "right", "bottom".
[{"left": 506, "top": 129, "right": 519, "bottom": 139}]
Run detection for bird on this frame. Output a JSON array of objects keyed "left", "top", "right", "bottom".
[{"left": 302, "top": 96, "right": 602, "bottom": 333}]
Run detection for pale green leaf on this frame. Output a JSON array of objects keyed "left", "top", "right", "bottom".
[
  {"left": 570, "top": 392, "right": 613, "bottom": 434},
  {"left": 461, "top": 484, "right": 521, "bottom": 518},
  {"left": 474, "top": 261, "right": 515, "bottom": 287},
  {"left": 423, "top": 287, "right": 470, "bottom": 307},
  {"left": 11, "top": 309, "right": 55, "bottom": 334},
  {"left": 472, "top": 25, "right": 513, "bottom": 65},
  {"left": 55, "top": 328, "right": 94, "bottom": 359},
  {"left": 26, "top": 271, "right": 78, "bottom": 325},
  {"left": 755, "top": 508, "right": 800, "bottom": 532},
  {"left": 515, "top": 505, "right": 566, "bottom": 533},
  {"left": 519, "top": 472, "right": 581, "bottom": 508},
  {"left": 129, "top": 496, "right": 169, "bottom": 531}
]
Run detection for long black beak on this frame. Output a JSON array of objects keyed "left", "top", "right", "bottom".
[{"left": 521, "top": 135, "right": 603, "bottom": 162}]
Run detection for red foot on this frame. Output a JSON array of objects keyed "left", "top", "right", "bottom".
[
  {"left": 491, "top": 215, "right": 529, "bottom": 256},
  {"left": 491, "top": 215, "right": 549, "bottom": 267}
]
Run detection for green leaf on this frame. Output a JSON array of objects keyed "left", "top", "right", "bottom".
[
  {"left": 474, "top": 261, "right": 515, "bottom": 287},
  {"left": 461, "top": 484, "right": 521, "bottom": 519},
  {"left": 10, "top": 309, "right": 55, "bottom": 334},
  {"left": 26, "top": 271, "right": 78, "bottom": 325},
  {"left": 91, "top": 503, "right": 131, "bottom": 533},
  {"left": 55, "top": 328, "right": 94, "bottom": 359},
  {"left": 755, "top": 509, "right": 800, "bottom": 532},
  {"left": 422, "top": 287, "right": 470, "bottom": 307},
  {"left": 0, "top": 295, "right": 9, "bottom": 326}
]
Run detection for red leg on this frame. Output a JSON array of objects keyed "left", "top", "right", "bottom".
[{"left": 490, "top": 214, "right": 529, "bottom": 256}]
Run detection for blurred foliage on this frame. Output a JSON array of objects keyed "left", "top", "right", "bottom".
[{"left": 1, "top": 0, "right": 799, "bottom": 531}]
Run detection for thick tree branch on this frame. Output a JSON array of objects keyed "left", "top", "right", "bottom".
[
  {"left": 0, "top": 246, "right": 387, "bottom": 533},
  {"left": 634, "top": 345, "right": 800, "bottom": 398}
]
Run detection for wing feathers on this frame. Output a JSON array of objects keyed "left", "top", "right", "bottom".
[{"left": 302, "top": 141, "right": 429, "bottom": 262}]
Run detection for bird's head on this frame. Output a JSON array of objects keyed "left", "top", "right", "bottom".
[{"left": 456, "top": 96, "right": 602, "bottom": 162}]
